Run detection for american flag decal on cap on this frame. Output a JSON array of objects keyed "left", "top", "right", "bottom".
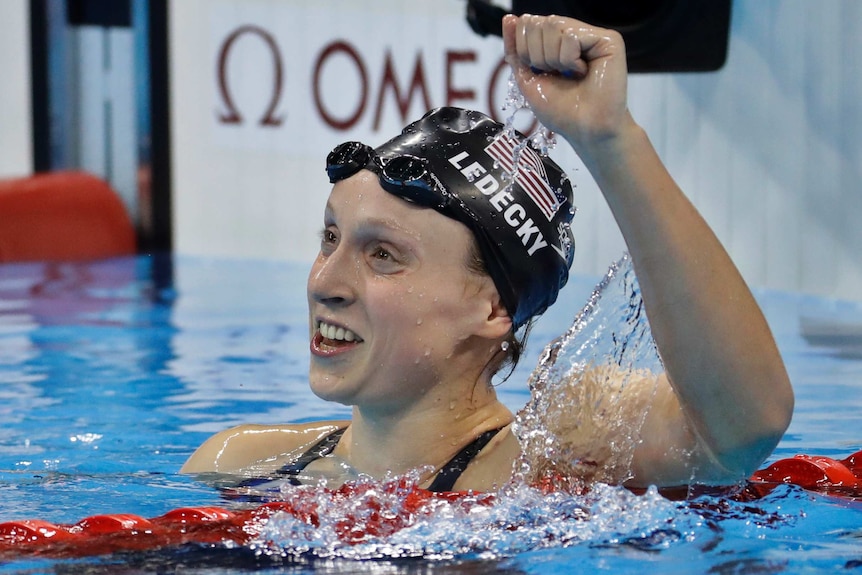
[{"left": 484, "top": 135, "right": 560, "bottom": 221}]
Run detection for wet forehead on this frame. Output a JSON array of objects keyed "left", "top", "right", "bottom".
[{"left": 326, "top": 171, "right": 475, "bottom": 257}]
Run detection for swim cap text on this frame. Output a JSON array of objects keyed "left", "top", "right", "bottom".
[{"left": 448, "top": 151, "right": 548, "bottom": 256}]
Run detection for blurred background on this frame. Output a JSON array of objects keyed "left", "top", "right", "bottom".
[{"left": 1, "top": 0, "right": 860, "bottom": 303}]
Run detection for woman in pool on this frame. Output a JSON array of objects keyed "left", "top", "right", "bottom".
[{"left": 182, "top": 14, "right": 794, "bottom": 491}]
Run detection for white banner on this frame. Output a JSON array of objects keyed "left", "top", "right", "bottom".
[{"left": 207, "top": 2, "right": 535, "bottom": 154}]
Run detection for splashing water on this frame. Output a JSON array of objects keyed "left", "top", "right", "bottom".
[
  {"left": 497, "top": 67, "right": 658, "bottom": 487},
  {"left": 499, "top": 72, "right": 570, "bottom": 221},
  {"left": 248, "top": 470, "right": 689, "bottom": 562},
  {"left": 514, "top": 254, "right": 664, "bottom": 489},
  {"left": 501, "top": 73, "right": 556, "bottom": 156}
]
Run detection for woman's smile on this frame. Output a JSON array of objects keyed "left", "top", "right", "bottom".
[{"left": 311, "top": 320, "right": 363, "bottom": 357}]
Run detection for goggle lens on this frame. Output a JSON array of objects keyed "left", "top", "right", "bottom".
[
  {"left": 327, "top": 143, "right": 448, "bottom": 210},
  {"left": 326, "top": 141, "right": 374, "bottom": 182}
]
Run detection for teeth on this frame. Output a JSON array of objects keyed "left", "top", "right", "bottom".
[{"left": 319, "top": 321, "right": 357, "bottom": 342}]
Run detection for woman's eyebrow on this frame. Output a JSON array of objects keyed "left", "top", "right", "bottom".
[
  {"left": 326, "top": 199, "right": 423, "bottom": 240},
  {"left": 359, "top": 216, "right": 422, "bottom": 239}
]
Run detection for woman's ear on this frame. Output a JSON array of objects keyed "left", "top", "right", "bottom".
[{"left": 477, "top": 291, "right": 513, "bottom": 340}]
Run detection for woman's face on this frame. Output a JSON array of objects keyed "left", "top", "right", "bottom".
[{"left": 307, "top": 171, "right": 507, "bottom": 411}]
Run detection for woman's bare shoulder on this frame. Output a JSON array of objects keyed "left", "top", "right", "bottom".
[
  {"left": 180, "top": 420, "right": 349, "bottom": 474},
  {"left": 451, "top": 424, "right": 522, "bottom": 492}
]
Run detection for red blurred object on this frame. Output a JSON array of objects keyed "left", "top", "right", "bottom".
[
  {"left": 843, "top": 450, "right": 862, "bottom": 475},
  {"left": 73, "top": 514, "right": 154, "bottom": 535},
  {"left": 0, "top": 519, "right": 76, "bottom": 546},
  {"left": 749, "top": 449, "right": 862, "bottom": 498},
  {"left": 0, "top": 171, "right": 136, "bottom": 263}
]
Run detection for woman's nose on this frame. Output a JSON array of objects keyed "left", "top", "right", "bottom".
[{"left": 307, "top": 246, "right": 358, "bottom": 306}]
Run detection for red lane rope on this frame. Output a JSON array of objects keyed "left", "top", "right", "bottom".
[
  {"left": 0, "top": 479, "right": 487, "bottom": 559},
  {"left": 2, "top": 450, "right": 859, "bottom": 559}
]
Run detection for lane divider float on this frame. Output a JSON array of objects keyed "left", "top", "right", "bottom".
[{"left": 1, "top": 450, "right": 859, "bottom": 559}]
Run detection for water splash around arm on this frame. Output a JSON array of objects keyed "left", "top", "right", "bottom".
[{"left": 513, "top": 254, "right": 664, "bottom": 490}]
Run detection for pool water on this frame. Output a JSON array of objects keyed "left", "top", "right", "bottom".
[{"left": 0, "top": 255, "right": 860, "bottom": 573}]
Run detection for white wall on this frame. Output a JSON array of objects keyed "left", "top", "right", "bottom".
[
  {"left": 168, "top": 0, "right": 862, "bottom": 302},
  {"left": 630, "top": 0, "right": 862, "bottom": 301},
  {"left": 0, "top": 0, "right": 33, "bottom": 178}
]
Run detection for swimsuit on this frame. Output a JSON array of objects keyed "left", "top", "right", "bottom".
[{"left": 236, "top": 426, "right": 504, "bottom": 493}]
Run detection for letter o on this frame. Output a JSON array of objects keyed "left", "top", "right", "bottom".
[{"left": 313, "top": 41, "right": 368, "bottom": 131}]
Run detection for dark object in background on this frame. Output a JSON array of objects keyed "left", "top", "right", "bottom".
[
  {"left": 66, "top": 0, "right": 131, "bottom": 27},
  {"left": 466, "top": 0, "right": 732, "bottom": 73}
]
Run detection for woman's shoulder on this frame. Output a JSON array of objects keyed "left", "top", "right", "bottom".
[
  {"left": 180, "top": 420, "right": 349, "bottom": 474},
  {"left": 451, "top": 424, "right": 522, "bottom": 492}
]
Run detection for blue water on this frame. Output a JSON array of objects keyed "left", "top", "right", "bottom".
[{"left": 0, "top": 255, "right": 860, "bottom": 573}]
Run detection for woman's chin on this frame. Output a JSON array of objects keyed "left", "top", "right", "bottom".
[{"left": 308, "top": 372, "right": 354, "bottom": 405}]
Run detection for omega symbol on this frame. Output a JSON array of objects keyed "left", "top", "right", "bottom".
[{"left": 216, "top": 25, "right": 284, "bottom": 127}]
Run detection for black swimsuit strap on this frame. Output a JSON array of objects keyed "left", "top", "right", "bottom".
[
  {"left": 236, "top": 425, "right": 503, "bottom": 493},
  {"left": 233, "top": 427, "right": 346, "bottom": 489},
  {"left": 425, "top": 426, "right": 504, "bottom": 493},
  {"left": 278, "top": 427, "right": 347, "bottom": 484}
]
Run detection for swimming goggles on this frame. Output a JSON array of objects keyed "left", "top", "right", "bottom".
[{"left": 326, "top": 141, "right": 457, "bottom": 212}]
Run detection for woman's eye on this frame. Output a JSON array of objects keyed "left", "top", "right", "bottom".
[
  {"left": 320, "top": 228, "right": 336, "bottom": 243},
  {"left": 368, "top": 245, "right": 403, "bottom": 271},
  {"left": 319, "top": 228, "right": 338, "bottom": 253}
]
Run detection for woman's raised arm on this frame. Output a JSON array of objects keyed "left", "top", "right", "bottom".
[{"left": 503, "top": 14, "right": 793, "bottom": 484}]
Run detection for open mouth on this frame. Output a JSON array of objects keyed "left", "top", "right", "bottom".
[
  {"left": 312, "top": 320, "right": 363, "bottom": 355},
  {"left": 318, "top": 321, "right": 359, "bottom": 343}
]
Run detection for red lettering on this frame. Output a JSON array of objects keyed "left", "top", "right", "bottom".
[
  {"left": 313, "top": 40, "right": 368, "bottom": 131},
  {"left": 216, "top": 25, "right": 284, "bottom": 126},
  {"left": 373, "top": 50, "right": 432, "bottom": 131},
  {"left": 445, "top": 50, "right": 476, "bottom": 107}
]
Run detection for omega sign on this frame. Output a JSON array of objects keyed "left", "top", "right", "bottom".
[{"left": 215, "top": 24, "right": 531, "bottom": 133}]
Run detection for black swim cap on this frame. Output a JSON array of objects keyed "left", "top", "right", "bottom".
[{"left": 326, "top": 107, "right": 575, "bottom": 330}]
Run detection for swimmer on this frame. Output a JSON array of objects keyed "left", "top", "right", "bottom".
[{"left": 182, "top": 14, "right": 794, "bottom": 491}]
